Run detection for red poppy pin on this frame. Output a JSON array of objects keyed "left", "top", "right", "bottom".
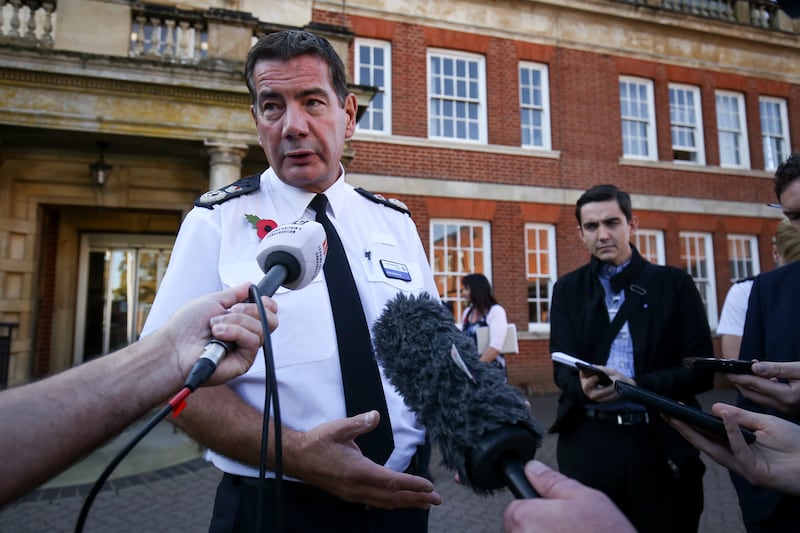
[{"left": 244, "top": 214, "right": 277, "bottom": 240}]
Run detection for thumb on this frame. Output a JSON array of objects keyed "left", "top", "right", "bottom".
[{"left": 341, "top": 410, "right": 380, "bottom": 442}]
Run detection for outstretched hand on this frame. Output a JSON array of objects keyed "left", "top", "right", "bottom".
[
  {"left": 289, "top": 410, "right": 442, "bottom": 510},
  {"left": 162, "top": 282, "right": 278, "bottom": 386},
  {"left": 668, "top": 402, "right": 800, "bottom": 497},
  {"left": 727, "top": 361, "right": 800, "bottom": 418},
  {"left": 504, "top": 460, "right": 635, "bottom": 533}
]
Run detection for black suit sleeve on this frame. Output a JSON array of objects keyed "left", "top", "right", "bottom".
[{"left": 549, "top": 277, "right": 587, "bottom": 402}]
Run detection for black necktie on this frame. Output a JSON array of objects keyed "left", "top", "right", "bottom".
[{"left": 309, "top": 194, "right": 394, "bottom": 464}]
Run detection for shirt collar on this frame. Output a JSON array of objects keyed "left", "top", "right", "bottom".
[
  {"left": 264, "top": 164, "right": 348, "bottom": 221},
  {"left": 599, "top": 259, "right": 630, "bottom": 280}
]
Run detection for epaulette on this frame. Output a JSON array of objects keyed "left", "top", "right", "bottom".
[
  {"left": 194, "top": 174, "right": 261, "bottom": 209},
  {"left": 355, "top": 187, "right": 410, "bottom": 216}
]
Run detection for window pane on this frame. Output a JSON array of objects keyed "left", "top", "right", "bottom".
[
  {"left": 429, "top": 50, "right": 485, "bottom": 142},
  {"left": 520, "top": 63, "right": 551, "bottom": 150},
  {"left": 430, "top": 220, "right": 491, "bottom": 321},
  {"left": 525, "top": 224, "right": 556, "bottom": 329},
  {"left": 355, "top": 40, "right": 391, "bottom": 134}
]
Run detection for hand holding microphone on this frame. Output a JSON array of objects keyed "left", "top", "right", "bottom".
[
  {"left": 372, "top": 293, "right": 543, "bottom": 499},
  {"left": 184, "top": 219, "right": 326, "bottom": 390}
]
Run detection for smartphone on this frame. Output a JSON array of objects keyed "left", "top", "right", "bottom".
[
  {"left": 615, "top": 381, "right": 756, "bottom": 444},
  {"left": 575, "top": 361, "right": 613, "bottom": 386},
  {"left": 683, "top": 357, "right": 755, "bottom": 375}
]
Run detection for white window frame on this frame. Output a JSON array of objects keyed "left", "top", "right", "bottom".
[
  {"left": 430, "top": 219, "right": 491, "bottom": 321},
  {"left": 619, "top": 76, "right": 657, "bottom": 160},
  {"left": 759, "top": 96, "right": 791, "bottom": 171},
  {"left": 354, "top": 38, "right": 391, "bottom": 135},
  {"left": 669, "top": 83, "right": 706, "bottom": 165},
  {"left": 715, "top": 90, "right": 750, "bottom": 169},
  {"left": 525, "top": 223, "right": 556, "bottom": 332},
  {"left": 633, "top": 229, "right": 666, "bottom": 265},
  {"left": 680, "top": 232, "right": 718, "bottom": 329},
  {"left": 727, "top": 234, "right": 761, "bottom": 282},
  {"left": 519, "top": 61, "right": 552, "bottom": 150},
  {"left": 427, "top": 49, "right": 487, "bottom": 143}
]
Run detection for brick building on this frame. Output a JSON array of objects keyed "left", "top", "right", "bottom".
[{"left": 0, "top": 0, "right": 797, "bottom": 394}]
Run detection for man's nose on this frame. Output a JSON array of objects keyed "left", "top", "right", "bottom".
[{"left": 283, "top": 103, "right": 309, "bottom": 138}]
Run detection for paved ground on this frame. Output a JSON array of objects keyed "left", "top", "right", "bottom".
[{"left": 0, "top": 388, "right": 746, "bottom": 532}]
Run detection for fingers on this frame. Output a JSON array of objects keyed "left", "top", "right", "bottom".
[
  {"left": 523, "top": 460, "right": 583, "bottom": 499},
  {"left": 752, "top": 361, "right": 800, "bottom": 381},
  {"left": 667, "top": 416, "right": 732, "bottom": 459},
  {"left": 301, "top": 413, "right": 441, "bottom": 510},
  {"left": 209, "top": 312, "right": 263, "bottom": 349}
]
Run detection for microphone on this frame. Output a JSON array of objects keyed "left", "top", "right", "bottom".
[
  {"left": 185, "top": 219, "right": 327, "bottom": 390},
  {"left": 372, "top": 292, "right": 543, "bottom": 499}
]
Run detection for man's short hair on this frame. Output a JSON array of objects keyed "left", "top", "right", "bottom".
[
  {"left": 774, "top": 153, "right": 800, "bottom": 203},
  {"left": 575, "top": 184, "right": 633, "bottom": 223},
  {"left": 245, "top": 30, "right": 348, "bottom": 108}
]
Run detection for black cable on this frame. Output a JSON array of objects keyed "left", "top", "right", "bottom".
[
  {"left": 73, "top": 284, "right": 284, "bottom": 532},
  {"left": 250, "top": 284, "right": 284, "bottom": 533},
  {"left": 74, "top": 402, "right": 173, "bottom": 532}
]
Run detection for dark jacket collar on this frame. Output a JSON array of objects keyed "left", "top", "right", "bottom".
[{"left": 590, "top": 245, "right": 647, "bottom": 294}]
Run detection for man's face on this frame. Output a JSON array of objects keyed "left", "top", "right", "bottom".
[
  {"left": 577, "top": 200, "right": 638, "bottom": 266},
  {"left": 249, "top": 54, "right": 357, "bottom": 193},
  {"left": 779, "top": 179, "right": 800, "bottom": 234}
]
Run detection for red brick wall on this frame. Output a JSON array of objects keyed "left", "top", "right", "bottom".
[{"left": 319, "top": 9, "right": 796, "bottom": 392}]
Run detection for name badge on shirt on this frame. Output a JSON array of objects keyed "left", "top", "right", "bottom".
[{"left": 380, "top": 259, "right": 412, "bottom": 282}]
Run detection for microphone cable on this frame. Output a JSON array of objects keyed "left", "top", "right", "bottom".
[
  {"left": 251, "top": 282, "right": 284, "bottom": 533},
  {"left": 73, "top": 283, "right": 282, "bottom": 533}
]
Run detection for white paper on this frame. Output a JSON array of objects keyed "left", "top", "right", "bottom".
[{"left": 550, "top": 351, "right": 591, "bottom": 368}]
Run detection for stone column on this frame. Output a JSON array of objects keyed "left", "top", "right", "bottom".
[{"left": 205, "top": 140, "right": 249, "bottom": 190}]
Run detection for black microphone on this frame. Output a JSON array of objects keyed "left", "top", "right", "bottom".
[
  {"left": 372, "top": 292, "right": 543, "bottom": 498},
  {"left": 184, "top": 220, "right": 327, "bottom": 390}
]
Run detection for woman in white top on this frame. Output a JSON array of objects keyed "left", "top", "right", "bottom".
[{"left": 460, "top": 273, "right": 509, "bottom": 371}]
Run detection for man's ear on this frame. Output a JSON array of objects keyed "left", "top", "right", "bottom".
[
  {"left": 250, "top": 106, "right": 262, "bottom": 146},
  {"left": 343, "top": 93, "right": 358, "bottom": 138},
  {"left": 629, "top": 215, "right": 639, "bottom": 234}
]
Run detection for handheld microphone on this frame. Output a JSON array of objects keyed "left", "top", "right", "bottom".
[
  {"left": 185, "top": 219, "right": 327, "bottom": 390},
  {"left": 372, "top": 292, "right": 543, "bottom": 499}
]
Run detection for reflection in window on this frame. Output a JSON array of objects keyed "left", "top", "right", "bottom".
[
  {"left": 680, "top": 232, "right": 717, "bottom": 328},
  {"left": 430, "top": 219, "right": 490, "bottom": 320},
  {"left": 727, "top": 235, "right": 760, "bottom": 282},
  {"left": 525, "top": 224, "right": 556, "bottom": 331},
  {"left": 633, "top": 229, "right": 665, "bottom": 265}
]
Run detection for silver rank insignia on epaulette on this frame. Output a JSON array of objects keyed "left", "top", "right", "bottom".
[
  {"left": 355, "top": 187, "right": 411, "bottom": 215},
  {"left": 195, "top": 174, "right": 260, "bottom": 209}
]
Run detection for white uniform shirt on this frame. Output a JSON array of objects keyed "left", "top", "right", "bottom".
[
  {"left": 716, "top": 279, "right": 754, "bottom": 336},
  {"left": 142, "top": 168, "right": 439, "bottom": 478}
]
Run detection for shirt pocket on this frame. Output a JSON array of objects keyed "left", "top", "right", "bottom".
[
  {"left": 270, "top": 273, "right": 336, "bottom": 368},
  {"left": 220, "top": 260, "right": 336, "bottom": 369},
  {"left": 361, "top": 232, "right": 425, "bottom": 294}
]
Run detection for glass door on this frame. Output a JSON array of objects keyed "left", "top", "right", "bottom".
[{"left": 74, "top": 233, "right": 174, "bottom": 363}]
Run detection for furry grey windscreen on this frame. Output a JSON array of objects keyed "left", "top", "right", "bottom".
[{"left": 372, "top": 292, "right": 542, "bottom": 494}]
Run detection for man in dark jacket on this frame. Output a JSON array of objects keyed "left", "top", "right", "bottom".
[{"left": 549, "top": 184, "right": 714, "bottom": 533}]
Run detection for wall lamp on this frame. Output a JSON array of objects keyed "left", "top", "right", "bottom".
[{"left": 90, "top": 141, "right": 113, "bottom": 187}]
